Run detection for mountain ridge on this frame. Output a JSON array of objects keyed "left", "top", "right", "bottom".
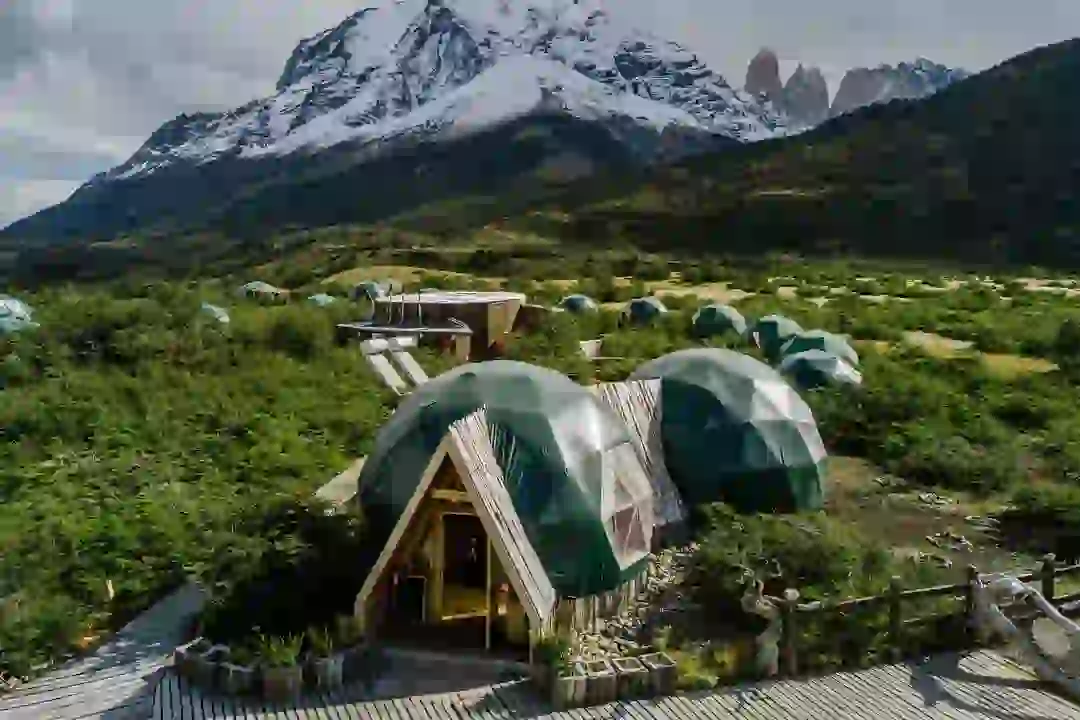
[
  {"left": 3, "top": 0, "right": 792, "bottom": 244},
  {"left": 512, "top": 38, "right": 1080, "bottom": 269}
]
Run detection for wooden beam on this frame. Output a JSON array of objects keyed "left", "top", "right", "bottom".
[
  {"left": 431, "top": 489, "right": 469, "bottom": 503},
  {"left": 485, "top": 535, "right": 493, "bottom": 652},
  {"left": 353, "top": 439, "right": 451, "bottom": 622},
  {"left": 445, "top": 437, "right": 548, "bottom": 631}
]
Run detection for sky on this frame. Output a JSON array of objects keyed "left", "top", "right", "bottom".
[{"left": 1, "top": 0, "right": 1078, "bottom": 229}]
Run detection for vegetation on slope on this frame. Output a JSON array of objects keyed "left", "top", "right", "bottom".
[
  {"left": 6, "top": 255, "right": 1080, "bottom": 680},
  {"left": 6, "top": 40, "right": 1080, "bottom": 277},
  {"left": 519, "top": 38, "right": 1080, "bottom": 268}
]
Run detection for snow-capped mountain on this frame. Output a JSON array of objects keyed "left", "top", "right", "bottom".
[{"left": 97, "top": 0, "right": 783, "bottom": 185}]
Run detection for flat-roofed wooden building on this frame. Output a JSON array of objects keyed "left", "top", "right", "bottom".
[{"left": 372, "top": 291, "right": 525, "bottom": 360}]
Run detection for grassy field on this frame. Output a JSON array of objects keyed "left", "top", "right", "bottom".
[{"left": 4, "top": 252, "right": 1080, "bottom": 682}]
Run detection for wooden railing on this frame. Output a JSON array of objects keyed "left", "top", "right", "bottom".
[{"left": 774, "top": 554, "right": 1080, "bottom": 677}]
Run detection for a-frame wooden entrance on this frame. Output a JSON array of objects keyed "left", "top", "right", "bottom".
[{"left": 353, "top": 410, "right": 557, "bottom": 655}]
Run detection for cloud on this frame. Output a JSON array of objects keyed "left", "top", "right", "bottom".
[{"left": 2, "top": 0, "right": 1079, "bottom": 230}]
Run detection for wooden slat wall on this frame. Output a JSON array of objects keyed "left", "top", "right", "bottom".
[{"left": 592, "top": 380, "right": 686, "bottom": 530}]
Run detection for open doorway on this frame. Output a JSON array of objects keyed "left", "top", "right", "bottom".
[{"left": 441, "top": 512, "right": 488, "bottom": 619}]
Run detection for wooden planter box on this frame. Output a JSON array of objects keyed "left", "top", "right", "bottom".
[
  {"left": 583, "top": 659, "right": 617, "bottom": 706},
  {"left": 262, "top": 666, "right": 303, "bottom": 702},
  {"left": 173, "top": 642, "right": 201, "bottom": 678},
  {"left": 338, "top": 644, "right": 367, "bottom": 683},
  {"left": 640, "top": 652, "right": 677, "bottom": 696},
  {"left": 190, "top": 645, "right": 229, "bottom": 692},
  {"left": 308, "top": 655, "right": 345, "bottom": 691},
  {"left": 550, "top": 663, "right": 587, "bottom": 710},
  {"left": 220, "top": 662, "right": 257, "bottom": 696},
  {"left": 531, "top": 662, "right": 553, "bottom": 693},
  {"left": 612, "top": 657, "right": 649, "bottom": 699}
]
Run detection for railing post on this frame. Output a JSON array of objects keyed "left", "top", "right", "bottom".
[
  {"left": 888, "top": 576, "right": 903, "bottom": 662},
  {"left": 780, "top": 588, "right": 800, "bottom": 677},
  {"left": 1042, "top": 553, "right": 1057, "bottom": 602},
  {"left": 964, "top": 564, "right": 979, "bottom": 646}
]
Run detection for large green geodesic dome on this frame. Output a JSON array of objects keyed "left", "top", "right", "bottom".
[
  {"left": 748, "top": 315, "right": 803, "bottom": 361},
  {"left": 692, "top": 304, "right": 747, "bottom": 338},
  {"left": 780, "top": 330, "right": 860, "bottom": 366},
  {"left": 629, "top": 348, "right": 827, "bottom": 513},
  {"left": 357, "top": 361, "right": 657, "bottom": 597},
  {"left": 779, "top": 349, "right": 863, "bottom": 391}
]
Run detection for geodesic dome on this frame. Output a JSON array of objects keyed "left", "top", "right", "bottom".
[
  {"left": 0, "top": 295, "right": 37, "bottom": 334},
  {"left": 748, "top": 314, "right": 802, "bottom": 361},
  {"left": 350, "top": 281, "right": 387, "bottom": 301},
  {"left": 629, "top": 348, "right": 827, "bottom": 513},
  {"left": 692, "top": 303, "right": 747, "bottom": 338},
  {"left": 779, "top": 330, "right": 859, "bottom": 366},
  {"left": 357, "top": 360, "right": 657, "bottom": 597},
  {"left": 559, "top": 294, "right": 599, "bottom": 313},
  {"left": 199, "top": 302, "right": 230, "bottom": 324},
  {"left": 779, "top": 349, "right": 863, "bottom": 391},
  {"left": 237, "top": 280, "right": 282, "bottom": 298},
  {"left": 307, "top": 293, "right": 337, "bottom": 307},
  {"left": 380, "top": 279, "right": 404, "bottom": 295},
  {"left": 624, "top": 296, "right": 668, "bottom": 326}
]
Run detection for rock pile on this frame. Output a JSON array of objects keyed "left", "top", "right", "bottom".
[{"left": 574, "top": 544, "right": 696, "bottom": 662}]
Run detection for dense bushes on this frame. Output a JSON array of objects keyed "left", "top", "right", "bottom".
[
  {"left": 0, "top": 286, "right": 391, "bottom": 677},
  {"left": 6, "top": 257, "right": 1080, "bottom": 680}
]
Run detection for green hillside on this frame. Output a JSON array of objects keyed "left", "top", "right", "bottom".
[{"left": 519, "top": 38, "right": 1080, "bottom": 268}]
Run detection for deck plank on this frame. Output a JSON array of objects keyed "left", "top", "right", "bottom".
[{"left": 135, "top": 649, "right": 1080, "bottom": 720}]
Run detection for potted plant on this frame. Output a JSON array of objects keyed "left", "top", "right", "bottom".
[
  {"left": 612, "top": 656, "right": 649, "bottom": 699},
  {"left": 258, "top": 634, "right": 304, "bottom": 702},
  {"left": 220, "top": 639, "right": 258, "bottom": 696},
  {"left": 550, "top": 658, "right": 586, "bottom": 710},
  {"left": 532, "top": 634, "right": 571, "bottom": 693},
  {"left": 197, "top": 643, "right": 231, "bottom": 691},
  {"left": 333, "top": 614, "right": 368, "bottom": 681},
  {"left": 174, "top": 637, "right": 210, "bottom": 678},
  {"left": 640, "top": 651, "right": 677, "bottom": 696},
  {"left": 306, "top": 625, "right": 344, "bottom": 691},
  {"left": 583, "top": 659, "right": 617, "bottom": 706}
]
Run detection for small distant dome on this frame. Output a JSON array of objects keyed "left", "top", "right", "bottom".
[
  {"left": 200, "top": 302, "right": 230, "bottom": 324},
  {"left": 351, "top": 281, "right": 387, "bottom": 301},
  {"left": 747, "top": 314, "right": 802, "bottom": 361},
  {"left": 691, "top": 303, "right": 747, "bottom": 338},
  {"left": 779, "top": 330, "right": 859, "bottom": 366},
  {"left": 0, "top": 295, "right": 38, "bottom": 334},
  {"left": 559, "top": 294, "right": 599, "bottom": 313},
  {"left": 779, "top": 349, "right": 863, "bottom": 390},
  {"left": 307, "top": 293, "right": 337, "bottom": 307},
  {"left": 623, "top": 296, "right": 668, "bottom": 325}
]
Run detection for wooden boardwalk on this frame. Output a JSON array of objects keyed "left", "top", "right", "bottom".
[
  {"left": 151, "top": 649, "right": 1080, "bottom": 719},
  {"left": 0, "top": 582, "right": 206, "bottom": 719}
]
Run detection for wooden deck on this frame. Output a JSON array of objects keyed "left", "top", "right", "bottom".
[
  {"left": 151, "top": 649, "right": 1080, "bottom": 719},
  {"left": 0, "top": 582, "right": 206, "bottom": 720}
]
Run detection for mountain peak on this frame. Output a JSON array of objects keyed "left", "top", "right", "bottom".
[
  {"left": 746, "top": 47, "right": 783, "bottom": 100},
  {"left": 783, "top": 64, "right": 829, "bottom": 127},
  {"left": 73, "top": 0, "right": 784, "bottom": 187}
]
